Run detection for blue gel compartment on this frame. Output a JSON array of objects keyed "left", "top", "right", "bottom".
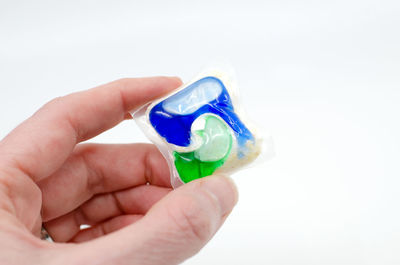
[{"left": 149, "top": 76, "right": 254, "bottom": 151}]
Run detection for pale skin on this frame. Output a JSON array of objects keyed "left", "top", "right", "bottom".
[{"left": 0, "top": 77, "right": 238, "bottom": 265}]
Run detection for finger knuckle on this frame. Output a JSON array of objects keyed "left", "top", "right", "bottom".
[
  {"left": 43, "top": 96, "right": 65, "bottom": 109},
  {"left": 166, "top": 191, "right": 220, "bottom": 244},
  {"left": 112, "top": 78, "right": 131, "bottom": 88}
]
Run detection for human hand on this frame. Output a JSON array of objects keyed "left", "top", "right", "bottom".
[{"left": 0, "top": 77, "right": 238, "bottom": 265}]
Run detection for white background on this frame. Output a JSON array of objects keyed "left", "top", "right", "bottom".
[{"left": 1, "top": 0, "right": 400, "bottom": 264}]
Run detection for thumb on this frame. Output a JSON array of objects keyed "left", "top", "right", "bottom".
[{"left": 74, "top": 175, "right": 238, "bottom": 265}]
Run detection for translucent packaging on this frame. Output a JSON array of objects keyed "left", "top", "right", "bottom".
[{"left": 133, "top": 69, "right": 264, "bottom": 188}]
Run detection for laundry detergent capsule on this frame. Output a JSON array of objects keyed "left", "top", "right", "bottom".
[{"left": 133, "top": 69, "right": 264, "bottom": 188}]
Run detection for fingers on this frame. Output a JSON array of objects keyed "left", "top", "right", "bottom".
[
  {"left": 72, "top": 176, "right": 238, "bottom": 265},
  {"left": 44, "top": 184, "right": 171, "bottom": 242},
  {"left": 0, "top": 77, "right": 182, "bottom": 182},
  {"left": 71, "top": 215, "right": 143, "bottom": 243},
  {"left": 78, "top": 184, "right": 171, "bottom": 224},
  {"left": 39, "top": 143, "right": 171, "bottom": 221}
]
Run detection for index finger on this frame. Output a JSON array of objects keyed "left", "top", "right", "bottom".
[{"left": 0, "top": 77, "right": 182, "bottom": 182}]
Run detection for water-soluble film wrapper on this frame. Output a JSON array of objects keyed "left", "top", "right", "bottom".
[{"left": 133, "top": 68, "right": 267, "bottom": 188}]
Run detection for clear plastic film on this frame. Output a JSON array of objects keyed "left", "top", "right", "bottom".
[{"left": 132, "top": 67, "right": 272, "bottom": 188}]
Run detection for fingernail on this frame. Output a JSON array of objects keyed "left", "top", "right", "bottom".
[{"left": 200, "top": 175, "right": 239, "bottom": 216}]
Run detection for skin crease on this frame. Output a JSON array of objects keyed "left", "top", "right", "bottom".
[{"left": 0, "top": 77, "right": 238, "bottom": 265}]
